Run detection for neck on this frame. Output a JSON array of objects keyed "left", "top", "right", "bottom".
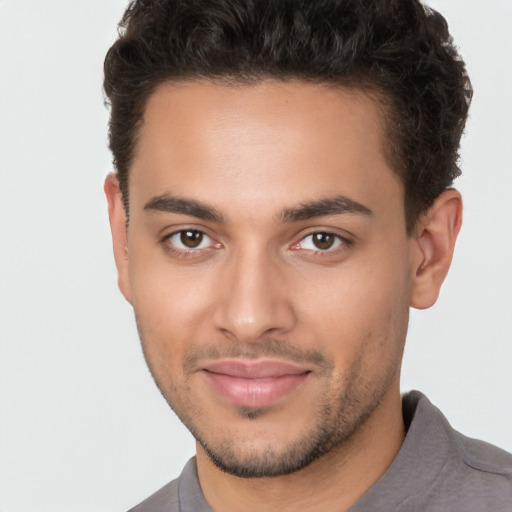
[{"left": 196, "top": 384, "right": 405, "bottom": 512}]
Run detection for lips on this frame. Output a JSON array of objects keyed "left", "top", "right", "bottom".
[{"left": 201, "top": 359, "right": 311, "bottom": 408}]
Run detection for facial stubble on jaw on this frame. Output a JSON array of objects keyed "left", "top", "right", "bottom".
[
  {"left": 193, "top": 361, "right": 392, "bottom": 479},
  {"left": 135, "top": 318, "right": 402, "bottom": 479}
]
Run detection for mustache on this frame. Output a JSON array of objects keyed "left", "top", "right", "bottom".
[{"left": 183, "top": 338, "right": 334, "bottom": 375}]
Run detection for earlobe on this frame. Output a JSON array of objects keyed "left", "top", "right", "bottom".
[
  {"left": 104, "top": 173, "right": 132, "bottom": 304},
  {"left": 410, "top": 190, "right": 463, "bottom": 309}
]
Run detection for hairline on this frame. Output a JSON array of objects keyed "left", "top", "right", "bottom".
[{"left": 120, "top": 76, "right": 411, "bottom": 234}]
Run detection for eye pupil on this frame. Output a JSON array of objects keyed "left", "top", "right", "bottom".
[
  {"left": 180, "top": 230, "right": 203, "bottom": 248},
  {"left": 313, "top": 233, "right": 334, "bottom": 250}
]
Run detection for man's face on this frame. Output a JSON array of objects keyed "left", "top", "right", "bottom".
[{"left": 115, "top": 81, "right": 417, "bottom": 477}]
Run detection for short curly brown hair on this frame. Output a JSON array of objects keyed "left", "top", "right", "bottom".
[{"left": 104, "top": 0, "right": 472, "bottom": 233}]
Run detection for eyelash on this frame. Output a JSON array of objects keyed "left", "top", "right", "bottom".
[
  {"left": 160, "top": 229, "right": 219, "bottom": 257},
  {"left": 160, "top": 229, "right": 352, "bottom": 258},
  {"left": 292, "top": 232, "right": 352, "bottom": 255}
]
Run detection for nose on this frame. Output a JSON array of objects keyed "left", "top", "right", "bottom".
[{"left": 212, "top": 247, "right": 297, "bottom": 343}]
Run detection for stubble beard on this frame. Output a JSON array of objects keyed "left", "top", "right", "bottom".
[
  {"left": 139, "top": 334, "right": 402, "bottom": 479},
  {"left": 193, "top": 378, "right": 387, "bottom": 478}
]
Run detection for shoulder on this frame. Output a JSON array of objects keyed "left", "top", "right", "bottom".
[
  {"left": 453, "top": 429, "right": 512, "bottom": 507},
  {"left": 459, "top": 432, "right": 512, "bottom": 473},
  {"left": 127, "top": 478, "right": 180, "bottom": 512},
  {"left": 127, "top": 457, "right": 211, "bottom": 512},
  {"left": 408, "top": 391, "right": 512, "bottom": 510},
  {"left": 431, "top": 395, "right": 512, "bottom": 483}
]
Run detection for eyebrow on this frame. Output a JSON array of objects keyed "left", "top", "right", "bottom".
[
  {"left": 278, "top": 196, "right": 373, "bottom": 223},
  {"left": 144, "top": 194, "right": 224, "bottom": 223},
  {"left": 143, "top": 193, "right": 373, "bottom": 224}
]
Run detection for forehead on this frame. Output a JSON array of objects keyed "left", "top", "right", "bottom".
[{"left": 130, "top": 80, "right": 403, "bottom": 223}]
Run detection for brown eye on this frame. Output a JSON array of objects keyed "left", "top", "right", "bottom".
[
  {"left": 179, "top": 230, "right": 203, "bottom": 248},
  {"left": 164, "top": 229, "right": 219, "bottom": 255},
  {"left": 295, "top": 232, "right": 345, "bottom": 252},
  {"left": 312, "top": 233, "right": 336, "bottom": 250}
]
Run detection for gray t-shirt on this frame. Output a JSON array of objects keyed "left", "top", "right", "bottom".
[{"left": 129, "top": 391, "right": 512, "bottom": 511}]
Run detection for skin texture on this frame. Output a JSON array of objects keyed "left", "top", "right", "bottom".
[{"left": 105, "top": 81, "right": 462, "bottom": 511}]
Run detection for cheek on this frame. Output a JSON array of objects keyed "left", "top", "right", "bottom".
[
  {"left": 128, "top": 257, "right": 217, "bottom": 375},
  {"left": 296, "top": 249, "right": 411, "bottom": 363},
  {"left": 130, "top": 241, "right": 216, "bottom": 320}
]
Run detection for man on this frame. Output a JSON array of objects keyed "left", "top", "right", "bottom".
[{"left": 103, "top": 0, "right": 512, "bottom": 510}]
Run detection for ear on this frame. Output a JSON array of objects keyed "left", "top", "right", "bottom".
[
  {"left": 409, "top": 189, "right": 463, "bottom": 310},
  {"left": 104, "top": 173, "right": 132, "bottom": 304}
]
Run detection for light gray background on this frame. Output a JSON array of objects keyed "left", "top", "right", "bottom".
[{"left": 0, "top": 1, "right": 510, "bottom": 511}]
